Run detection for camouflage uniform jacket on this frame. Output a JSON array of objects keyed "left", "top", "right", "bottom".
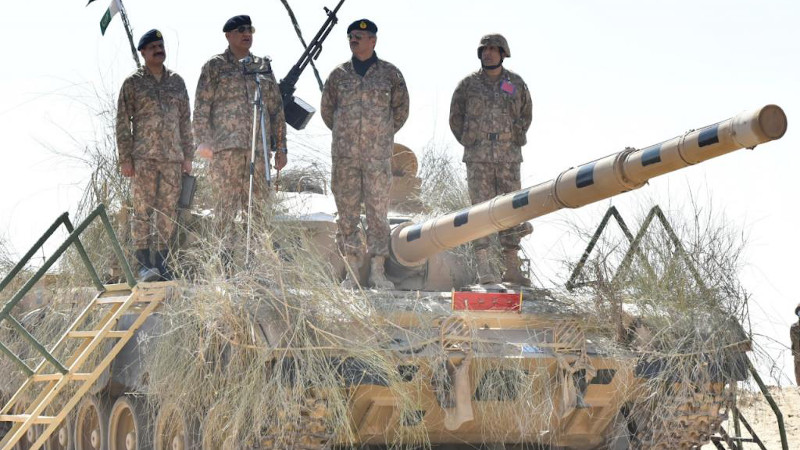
[
  {"left": 449, "top": 67, "right": 532, "bottom": 163},
  {"left": 116, "top": 66, "right": 193, "bottom": 164},
  {"left": 792, "top": 322, "right": 800, "bottom": 355},
  {"left": 193, "top": 48, "right": 286, "bottom": 152},
  {"left": 320, "top": 56, "right": 409, "bottom": 160}
]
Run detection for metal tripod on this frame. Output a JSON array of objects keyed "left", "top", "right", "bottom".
[{"left": 243, "top": 60, "right": 273, "bottom": 266}]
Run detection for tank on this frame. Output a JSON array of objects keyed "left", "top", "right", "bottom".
[{"left": 0, "top": 105, "right": 787, "bottom": 450}]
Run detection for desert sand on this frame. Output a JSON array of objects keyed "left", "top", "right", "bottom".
[{"left": 701, "top": 386, "right": 799, "bottom": 449}]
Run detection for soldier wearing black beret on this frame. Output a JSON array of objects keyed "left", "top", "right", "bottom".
[
  {"left": 222, "top": 14, "right": 253, "bottom": 33},
  {"left": 346, "top": 18, "right": 377, "bottom": 35},
  {"left": 136, "top": 28, "right": 163, "bottom": 51}
]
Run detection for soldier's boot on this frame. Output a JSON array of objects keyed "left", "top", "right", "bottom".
[
  {"left": 153, "top": 249, "right": 173, "bottom": 281},
  {"left": 501, "top": 248, "right": 531, "bottom": 287},
  {"left": 134, "top": 248, "right": 160, "bottom": 282},
  {"left": 475, "top": 248, "right": 500, "bottom": 285},
  {"left": 341, "top": 254, "right": 361, "bottom": 289},
  {"left": 369, "top": 256, "right": 395, "bottom": 290}
]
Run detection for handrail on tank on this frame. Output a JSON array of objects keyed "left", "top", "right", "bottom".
[
  {"left": 390, "top": 104, "right": 788, "bottom": 268},
  {"left": 0, "top": 203, "right": 135, "bottom": 376}
]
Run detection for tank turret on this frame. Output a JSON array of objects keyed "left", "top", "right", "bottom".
[{"left": 388, "top": 105, "right": 787, "bottom": 282}]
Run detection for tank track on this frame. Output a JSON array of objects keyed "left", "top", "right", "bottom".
[{"left": 635, "top": 384, "right": 729, "bottom": 449}]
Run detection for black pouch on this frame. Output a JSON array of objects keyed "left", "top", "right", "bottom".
[{"left": 178, "top": 174, "right": 197, "bottom": 209}]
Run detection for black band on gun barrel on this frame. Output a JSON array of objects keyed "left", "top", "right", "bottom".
[
  {"left": 642, "top": 144, "right": 662, "bottom": 166},
  {"left": 454, "top": 210, "right": 470, "bottom": 227},
  {"left": 576, "top": 163, "right": 596, "bottom": 188},
  {"left": 698, "top": 125, "right": 719, "bottom": 147},
  {"left": 406, "top": 225, "right": 422, "bottom": 242}
]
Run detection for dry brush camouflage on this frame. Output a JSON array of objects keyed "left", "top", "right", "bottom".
[
  {"left": 321, "top": 57, "right": 409, "bottom": 257},
  {"left": 193, "top": 49, "right": 286, "bottom": 152},
  {"left": 116, "top": 67, "right": 193, "bottom": 164}
]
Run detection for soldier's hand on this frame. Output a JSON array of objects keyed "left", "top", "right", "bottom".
[
  {"left": 275, "top": 149, "right": 287, "bottom": 171},
  {"left": 196, "top": 143, "right": 213, "bottom": 160},
  {"left": 182, "top": 159, "right": 193, "bottom": 174},
  {"left": 120, "top": 161, "right": 134, "bottom": 178}
]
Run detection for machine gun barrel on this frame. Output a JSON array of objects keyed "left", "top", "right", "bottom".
[
  {"left": 279, "top": 0, "right": 345, "bottom": 130},
  {"left": 390, "top": 105, "right": 787, "bottom": 267}
]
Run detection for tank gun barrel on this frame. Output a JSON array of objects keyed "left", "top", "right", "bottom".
[{"left": 391, "top": 104, "right": 787, "bottom": 267}]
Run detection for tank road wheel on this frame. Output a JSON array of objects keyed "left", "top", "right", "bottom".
[
  {"left": 153, "top": 403, "right": 199, "bottom": 450},
  {"left": 44, "top": 411, "right": 74, "bottom": 450},
  {"left": 108, "top": 395, "right": 153, "bottom": 450},
  {"left": 75, "top": 394, "right": 110, "bottom": 450}
]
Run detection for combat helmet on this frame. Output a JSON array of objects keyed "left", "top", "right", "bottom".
[
  {"left": 477, "top": 33, "right": 511, "bottom": 58},
  {"left": 795, "top": 303, "right": 800, "bottom": 315}
]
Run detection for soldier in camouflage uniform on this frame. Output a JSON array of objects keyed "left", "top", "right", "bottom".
[
  {"left": 321, "top": 19, "right": 409, "bottom": 289},
  {"left": 194, "top": 15, "right": 287, "bottom": 225},
  {"left": 449, "top": 34, "right": 533, "bottom": 286},
  {"left": 117, "top": 29, "right": 193, "bottom": 281},
  {"left": 791, "top": 303, "right": 800, "bottom": 384}
]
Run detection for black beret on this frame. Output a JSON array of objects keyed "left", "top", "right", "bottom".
[
  {"left": 223, "top": 15, "right": 251, "bottom": 32},
  {"left": 346, "top": 19, "right": 377, "bottom": 34},
  {"left": 137, "top": 29, "right": 163, "bottom": 51}
]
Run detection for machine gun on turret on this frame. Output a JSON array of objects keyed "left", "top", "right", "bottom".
[{"left": 279, "top": 0, "right": 345, "bottom": 130}]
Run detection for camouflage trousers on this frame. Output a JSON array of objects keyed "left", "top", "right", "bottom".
[
  {"left": 466, "top": 161, "right": 528, "bottom": 251},
  {"left": 331, "top": 157, "right": 391, "bottom": 257},
  {"left": 210, "top": 148, "right": 271, "bottom": 221},
  {"left": 131, "top": 160, "right": 182, "bottom": 249}
]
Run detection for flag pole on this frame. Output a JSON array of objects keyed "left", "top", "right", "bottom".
[{"left": 117, "top": 0, "right": 140, "bottom": 68}]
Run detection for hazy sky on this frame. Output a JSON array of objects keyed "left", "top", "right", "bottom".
[{"left": 0, "top": 0, "right": 798, "bottom": 381}]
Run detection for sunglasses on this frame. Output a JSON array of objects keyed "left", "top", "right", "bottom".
[
  {"left": 347, "top": 32, "right": 372, "bottom": 41},
  {"left": 234, "top": 25, "right": 256, "bottom": 34}
]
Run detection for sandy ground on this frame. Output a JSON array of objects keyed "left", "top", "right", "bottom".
[{"left": 701, "top": 386, "right": 799, "bottom": 449}]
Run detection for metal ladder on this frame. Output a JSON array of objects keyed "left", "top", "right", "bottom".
[{"left": 0, "top": 204, "right": 167, "bottom": 450}]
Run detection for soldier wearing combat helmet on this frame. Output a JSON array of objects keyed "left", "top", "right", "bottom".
[
  {"left": 791, "top": 303, "right": 800, "bottom": 384},
  {"left": 449, "top": 33, "right": 533, "bottom": 286},
  {"left": 116, "top": 29, "right": 193, "bottom": 281},
  {"left": 321, "top": 18, "right": 410, "bottom": 289}
]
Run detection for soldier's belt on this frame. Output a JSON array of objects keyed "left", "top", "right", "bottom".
[{"left": 483, "top": 132, "right": 513, "bottom": 141}]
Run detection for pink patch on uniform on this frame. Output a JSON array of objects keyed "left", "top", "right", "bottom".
[{"left": 501, "top": 80, "right": 516, "bottom": 95}]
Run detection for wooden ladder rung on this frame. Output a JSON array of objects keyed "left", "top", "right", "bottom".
[
  {"left": 31, "top": 373, "right": 92, "bottom": 382},
  {"left": 67, "top": 330, "right": 127, "bottom": 339},
  {"left": 0, "top": 414, "right": 55, "bottom": 424},
  {"left": 95, "top": 295, "right": 139, "bottom": 305}
]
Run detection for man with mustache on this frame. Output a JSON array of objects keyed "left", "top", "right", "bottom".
[
  {"left": 449, "top": 34, "right": 533, "bottom": 286},
  {"left": 321, "top": 19, "right": 409, "bottom": 289},
  {"left": 116, "top": 29, "right": 193, "bottom": 281}
]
